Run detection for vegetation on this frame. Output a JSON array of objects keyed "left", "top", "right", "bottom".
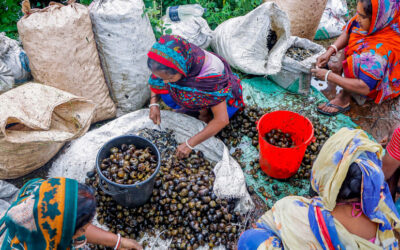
[
  {"left": 0, "top": 0, "right": 22, "bottom": 39},
  {"left": 1, "top": 0, "right": 263, "bottom": 40},
  {"left": 1, "top": 0, "right": 357, "bottom": 40}
]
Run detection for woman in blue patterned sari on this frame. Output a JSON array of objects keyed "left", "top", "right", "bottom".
[{"left": 147, "top": 35, "right": 245, "bottom": 158}]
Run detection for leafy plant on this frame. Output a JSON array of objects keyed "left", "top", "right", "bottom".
[
  {"left": 142, "top": 0, "right": 263, "bottom": 39},
  {"left": 0, "top": 0, "right": 23, "bottom": 39}
]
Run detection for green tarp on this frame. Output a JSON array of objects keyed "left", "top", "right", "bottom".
[{"left": 238, "top": 77, "right": 360, "bottom": 208}]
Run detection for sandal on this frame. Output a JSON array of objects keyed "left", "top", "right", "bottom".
[{"left": 317, "top": 102, "right": 350, "bottom": 116}]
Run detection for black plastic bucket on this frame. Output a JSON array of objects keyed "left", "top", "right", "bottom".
[{"left": 96, "top": 135, "right": 161, "bottom": 208}]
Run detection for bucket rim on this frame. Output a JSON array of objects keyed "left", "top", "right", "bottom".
[
  {"left": 257, "top": 110, "right": 314, "bottom": 146},
  {"left": 96, "top": 134, "right": 161, "bottom": 189}
]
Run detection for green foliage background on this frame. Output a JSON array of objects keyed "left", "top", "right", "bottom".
[
  {"left": 1, "top": 0, "right": 23, "bottom": 39},
  {"left": 1, "top": 0, "right": 263, "bottom": 40},
  {"left": 1, "top": 0, "right": 357, "bottom": 40}
]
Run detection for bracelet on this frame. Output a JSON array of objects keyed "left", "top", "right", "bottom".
[
  {"left": 329, "top": 44, "right": 338, "bottom": 54},
  {"left": 149, "top": 103, "right": 159, "bottom": 108},
  {"left": 325, "top": 70, "right": 332, "bottom": 83},
  {"left": 186, "top": 139, "right": 195, "bottom": 150},
  {"left": 114, "top": 233, "right": 121, "bottom": 250},
  {"left": 150, "top": 95, "right": 158, "bottom": 100}
]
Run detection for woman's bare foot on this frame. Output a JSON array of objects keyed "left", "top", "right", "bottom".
[{"left": 318, "top": 90, "right": 351, "bottom": 114}]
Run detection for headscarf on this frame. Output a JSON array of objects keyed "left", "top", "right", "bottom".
[
  {"left": 309, "top": 128, "right": 400, "bottom": 249},
  {"left": 343, "top": 0, "right": 400, "bottom": 103},
  {"left": 238, "top": 128, "right": 400, "bottom": 249},
  {"left": 0, "top": 178, "right": 78, "bottom": 250},
  {"left": 147, "top": 35, "right": 244, "bottom": 111}
]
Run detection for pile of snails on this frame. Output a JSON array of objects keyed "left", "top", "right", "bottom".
[
  {"left": 267, "top": 30, "right": 278, "bottom": 51},
  {"left": 263, "top": 129, "right": 294, "bottom": 148},
  {"left": 285, "top": 46, "right": 314, "bottom": 61},
  {"left": 217, "top": 107, "right": 331, "bottom": 181},
  {"left": 99, "top": 144, "right": 157, "bottom": 185},
  {"left": 87, "top": 129, "right": 249, "bottom": 249},
  {"left": 217, "top": 106, "right": 270, "bottom": 149}
]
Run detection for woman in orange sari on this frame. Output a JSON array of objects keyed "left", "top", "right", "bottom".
[{"left": 312, "top": 0, "right": 400, "bottom": 116}]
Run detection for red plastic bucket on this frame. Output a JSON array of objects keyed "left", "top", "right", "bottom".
[{"left": 257, "top": 111, "right": 314, "bottom": 179}]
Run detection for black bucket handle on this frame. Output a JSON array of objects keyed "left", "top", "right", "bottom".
[{"left": 98, "top": 179, "right": 128, "bottom": 196}]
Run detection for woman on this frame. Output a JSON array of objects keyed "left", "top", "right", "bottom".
[
  {"left": 0, "top": 177, "right": 142, "bottom": 250},
  {"left": 238, "top": 128, "right": 400, "bottom": 249},
  {"left": 380, "top": 124, "right": 400, "bottom": 200},
  {"left": 147, "top": 35, "right": 245, "bottom": 158},
  {"left": 312, "top": 0, "right": 400, "bottom": 116}
]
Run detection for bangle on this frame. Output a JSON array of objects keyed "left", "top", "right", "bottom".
[
  {"left": 329, "top": 44, "right": 338, "bottom": 54},
  {"left": 186, "top": 139, "right": 195, "bottom": 150},
  {"left": 325, "top": 70, "right": 332, "bottom": 83},
  {"left": 114, "top": 234, "right": 121, "bottom": 250},
  {"left": 151, "top": 95, "right": 158, "bottom": 100},
  {"left": 149, "top": 103, "right": 159, "bottom": 108}
]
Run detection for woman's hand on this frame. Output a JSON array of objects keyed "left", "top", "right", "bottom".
[
  {"left": 311, "top": 68, "right": 329, "bottom": 81},
  {"left": 316, "top": 50, "right": 334, "bottom": 68},
  {"left": 120, "top": 238, "right": 142, "bottom": 250},
  {"left": 149, "top": 106, "right": 161, "bottom": 125},
  {"left": 176, "top": 142, "right": 192, "bottom": 159}
]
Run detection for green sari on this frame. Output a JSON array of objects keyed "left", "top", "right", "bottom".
[{"left": 0, "top": 177, "right": 78, "bottom": 250}]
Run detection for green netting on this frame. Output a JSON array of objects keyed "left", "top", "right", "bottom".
[{"left": 237, "top": 77, "right": 360, "bottom": 208}]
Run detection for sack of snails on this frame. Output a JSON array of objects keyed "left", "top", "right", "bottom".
[
  {"left": 89, "top": 0, "right": 155, "bottom": 116},
  {"left": 0, "top": 83, "right": 95, "bottom": 179},
  {"left": 17, "top": 0, "right": 116, "bottom": 123},
  {"left": 268, "top": 36, "right": 325, "bottom": 95},
  {"left": 211, "top": 2, "right": 290, "bottom": 75}
]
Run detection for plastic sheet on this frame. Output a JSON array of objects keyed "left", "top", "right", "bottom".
[
  {"left": 236, "top": 77, "right": 359, "bottom": 208},
  {"left": 162, "top": 13, "right": 213, "bottom": 49},
  {"left": 0, "top": 33, "right": 31, "bottom": 85},
  {"left": 314, "top": 0, "right": 348, "bottom": 40}
]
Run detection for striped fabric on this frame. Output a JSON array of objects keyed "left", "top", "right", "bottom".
[{"left": 387, "top": 126, "right": 400, "bottom": 161}]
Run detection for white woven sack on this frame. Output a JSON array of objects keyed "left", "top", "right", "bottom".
[
  {"left": 17, "top": 1, "right": 116, "bottom": 123},
  {"left": 211, "top": 2, "right": 290, "bottom": 75},
  {"left": 89, "top": 0, "right": 155, "bottom": 116}
]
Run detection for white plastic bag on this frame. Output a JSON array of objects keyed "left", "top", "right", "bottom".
[
  {"left": 0, "top": 33, "right": 31, "bottom": 85},
  {"left": 211, "top": 2, "right": 290, "bottom": 75},
  {"left": 162, "top": 5, "right": 213, "bottom": 49},
  {"left": 269, "top": 36, "right": 325, "bottom": 95},
  {"left": 314, "top": 0, "right": 348, "bottom": 40},
  {"left": 0, "top": 60, "right": 14, "bottom": 93},
  {"left": 89, "top": 0, "right": 155, "bottom": 116}
]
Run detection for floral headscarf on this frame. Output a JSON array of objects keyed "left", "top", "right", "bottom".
[
  {"left": 344, "top": 0, "right": 400, "bottom": 103},
  {"left": 0, "top": 178, "right": 78, "bottom": 250}
]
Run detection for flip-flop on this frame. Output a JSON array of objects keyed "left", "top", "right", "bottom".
[{"left": 316, "top": 102, "right": 350, "bottom": 116}]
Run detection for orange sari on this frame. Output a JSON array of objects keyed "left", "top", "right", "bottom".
[{"left": 343, "top": 0, "right": 400, "bottom": 104}]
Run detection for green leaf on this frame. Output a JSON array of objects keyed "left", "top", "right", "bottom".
[{"left": 165, "top": 28, "right": 172, "bottom": 34}]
